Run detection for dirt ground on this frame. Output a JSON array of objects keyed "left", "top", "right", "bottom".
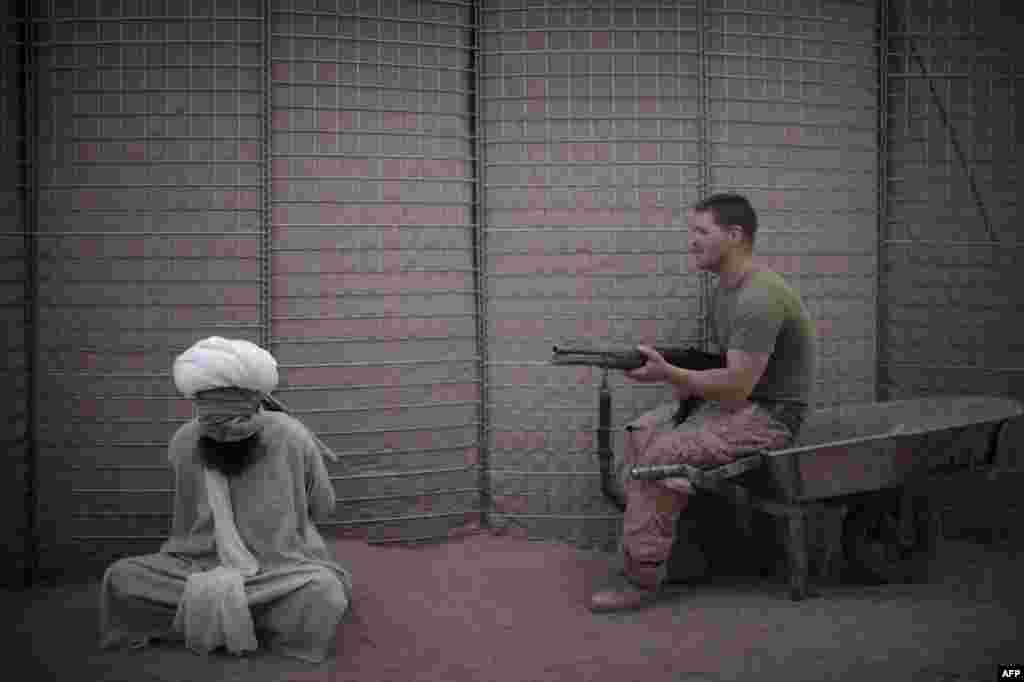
[{"left": 5, "top": 531, "right": 1021, "bottom": 682}]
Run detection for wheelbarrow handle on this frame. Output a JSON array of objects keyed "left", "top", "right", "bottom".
[
  {"left": 630, "top": 450, "right": 765, "bottom": 482},
  {"left": 629, "top": 463, "right": 700, "bottom": 481}
]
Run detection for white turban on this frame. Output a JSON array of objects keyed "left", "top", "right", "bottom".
[{"left": 173, "top": 337, "right": 279, "bottom": 399}]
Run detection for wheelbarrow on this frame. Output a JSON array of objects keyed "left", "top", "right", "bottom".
[{"left": 591, "top": 374, "right": 1023, "bottom": 600}]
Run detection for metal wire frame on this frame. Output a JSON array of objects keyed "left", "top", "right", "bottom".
[
  {"left": 697, "top": 0, "right": 711, "bottom": 353},
  {"left": 493, "top": 54, "right": 876, "bottom": 72},
  {"left": 32, "top": 39, "right": 263, "bottom": 47},
  {"left": 271, "top": 8, "right": 475, "bottom": 29},
  {"left": 45, "top": 424, "right": 480, "bottom": 450},
  {"left": 270, "top": 30, "right": 472, "bottom": 53},
  {"left": 54, "top": 59, "right": 471, "bottom": 75},
  {"left": 26, "top": 0, "right": 1014, "bottom": 561},
  {"left": 260, "top": 0, "right": 271, "bottom": 352},
  {"left": 887, "top": 1, "right": 996, "bottom": 245},
  {"left": 887, "top": 72, "right": 1021, "bottom": 80},
  {"left": 20, "top": 0, "right": 40, "bottom": 590},
  {"left": 260, "top": 3, "right": 483, "bottom": 542},
  {"left": 32, "top": 15, "right": 264, "bottom": 22},
  {"left": 480, "top": 71, "right": 877, "bottom": 92},
  {"left": 483, "top": 26, "right": 877, "bottom": 50},
  {"left": 70, "top": 484, "right": 482, "bottom": 514},
  {"left": 469, "top": 0, "right": 492, "bottom": 530},
  {"left": 884, "top": 240, "right": 1024, "bottom": 247},
  {"left": 878, "top": 0, "right": 1017, "bottom": 394},
  {"left": 486, "top": 3, "right": 873, "bottom": 23},
  {"left": 876, "top": 0, "right": 888, "bottom": 401},
  {"left": 34, "top": 7, "right": 255, "bottom": 559}
]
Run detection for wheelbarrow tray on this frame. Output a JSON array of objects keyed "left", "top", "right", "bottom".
[
  {"left": 758, "top": 394, "right": 1023, "bottom": 503},
  {"left": 635, "top": 395, "right": 1024, "bottom": 600},
  {"left": 654, "top": 395, "right": 1023, "bottom": 504}
]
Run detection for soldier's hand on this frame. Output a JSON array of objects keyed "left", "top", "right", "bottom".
[{"left": 624, "top": 345, "right": 672, "bottom": 383}]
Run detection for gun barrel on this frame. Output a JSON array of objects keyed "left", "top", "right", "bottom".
[
  {"left": 552, "top": 346, "right": 615, "bottom": 356},
  {"left": 550, "top": 350, "right": 645, "bottom": 370}
]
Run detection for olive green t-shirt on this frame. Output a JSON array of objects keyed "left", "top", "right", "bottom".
[{"left": 710, "top": 269, "right": 817, "bottom": 406}]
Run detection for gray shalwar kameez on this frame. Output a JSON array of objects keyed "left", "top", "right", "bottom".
[{"left": 99, "top": 410, "right": 353, "bottom": 663}]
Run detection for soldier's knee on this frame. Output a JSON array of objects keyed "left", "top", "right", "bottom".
[{"left": 640, "top": 431, "right": 699, "bottom": 465}]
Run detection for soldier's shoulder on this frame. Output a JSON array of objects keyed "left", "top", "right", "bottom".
[{"left": 752, "top": 269, "right": 804, "bottom": 299}]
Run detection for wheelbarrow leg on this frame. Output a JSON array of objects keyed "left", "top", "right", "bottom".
[{"left": 784, "top": 511, "right": 810, "bottom": 601}]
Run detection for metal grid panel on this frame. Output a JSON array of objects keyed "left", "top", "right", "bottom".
[
  {"left": 31, "top": 0, "right": 265, "bottom": 580},
  {"left": 269, "top": 0, "right": 480, "bottom": 545},
  {"left": 481, "top": 0, "right": 706, "bottom": 551},
  {"left": 881, "top": 0, "right": 1024, "bottom": 402},
  {"left": 0, "top": 5, "right": 31, "bottom": 588},
  {"left": 706, "top": 0, "right": 880, "bottom": 409}
]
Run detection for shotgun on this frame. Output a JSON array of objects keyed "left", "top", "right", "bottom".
[
  {"left": 550, "top": 344, "right": 726, "bottom": 425},
  {"left": 551, "top": 344, "right": 727, "bottom": 509},
  {"left": 551, "top": 345, "right": 725, "bottom": 373}
]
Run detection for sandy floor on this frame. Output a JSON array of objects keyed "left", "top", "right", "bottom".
[{"left": 5, "top": 531, "right": 1022, "bottom": 682}]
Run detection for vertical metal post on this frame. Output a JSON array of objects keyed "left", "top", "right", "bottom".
[
  {"left": 20, "top": 0, "right": 39, "bottom": 589},
  {"left": 696, "top": 0, "right": 711, "bottom": 352},
  {"left": 876, "top": 0, "right": 889, "bottom": 401},
  {"left": 260, "top": 0, "right": 271, "bottom": 351},
  {"left": 469, "top": 0, "right": 491, "bottom": 527}
]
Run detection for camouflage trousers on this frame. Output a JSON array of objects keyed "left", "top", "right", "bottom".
[{"left": 620, "top": 399, "right": 796, "bottom": 588}]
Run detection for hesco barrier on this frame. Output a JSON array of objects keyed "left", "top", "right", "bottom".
[
  {"left": 480, "top": 0, "right": 878, "bottom": 548},
  {"left": 268, "top": 1, "right": 482, "bottom": 546},
  {"left": 2, "top": 0, "right": 1021, "bottom": 586}
]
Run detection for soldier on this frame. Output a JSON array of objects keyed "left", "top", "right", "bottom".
[{"left": 590, "top": 194, "right": 817, "bottom": 612}]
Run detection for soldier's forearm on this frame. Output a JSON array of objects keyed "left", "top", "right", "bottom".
[{"left": 670, "top": 366, "right": 750, "bottom": 402}]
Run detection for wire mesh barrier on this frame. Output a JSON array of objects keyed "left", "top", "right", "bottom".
[
  {"left": 881, "top": 0, "right": 1024, "bottom": 405},
  {"left": 705, "top": 0, "right": 880, "bottom": 408},
  {"left": 0, "top": 3, "right": 32, "bottom": 589},
  {"left": 269, "top": 1, "right": 481, "bottom": 545},
  {"left": 2, "top": 0, "right": 1022, "bottom": 585},
  {"left": 480, "top": 0, "right": 880, "bottom": 550},
  {"left": 481, "top": 1, "right": 708, "bottom": 550},
  {"left": 26, "top": 0, "right": 267, "bottom": 579}
]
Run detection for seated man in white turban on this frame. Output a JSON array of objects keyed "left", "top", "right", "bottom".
[{"left": 98, "top": 337, "right": 352, "bottom": 663}]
